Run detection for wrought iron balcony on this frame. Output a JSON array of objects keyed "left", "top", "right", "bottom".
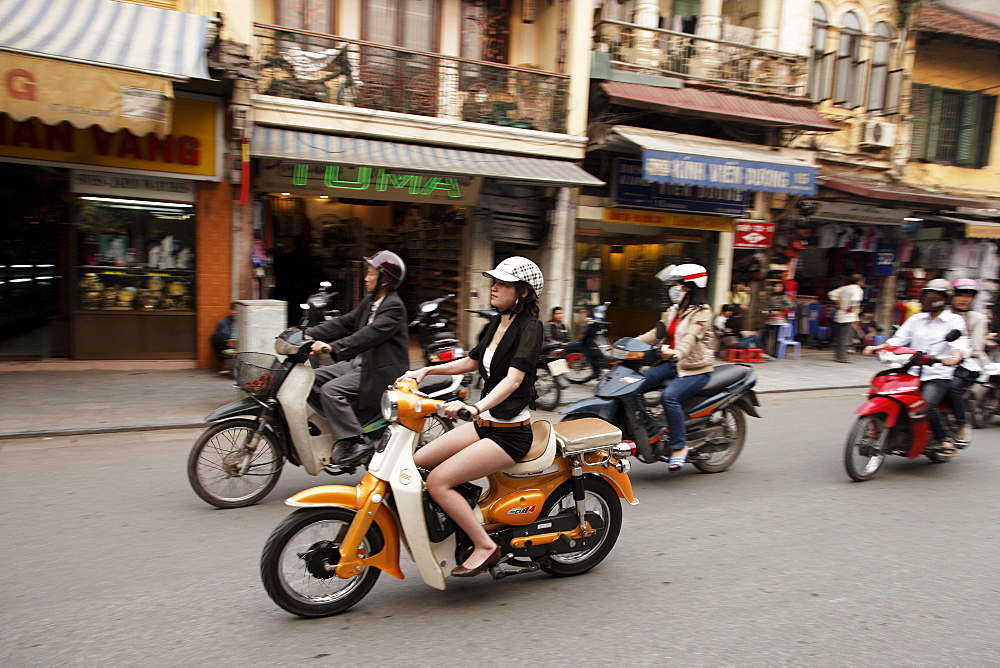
[
  {"left": 594, "top": 19, "right": 809, "bottom": 98},
  {"left": 254, "top": 24, "right": 569, "bottom": 134}
]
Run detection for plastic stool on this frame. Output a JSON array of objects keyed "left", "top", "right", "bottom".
[
  {"left": 776, "top": 324, "right": 801, "bottom": 360},
  {"left": 726, "top": 348, "right": 764, "bottom": 363}
]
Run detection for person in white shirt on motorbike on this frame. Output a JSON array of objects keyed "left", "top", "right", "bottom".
[{"left": 864, "top": 279, "right": 970, "bottom": 456}]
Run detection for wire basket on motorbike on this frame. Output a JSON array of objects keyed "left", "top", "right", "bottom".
[{"left": 233, "top": 352, "right": 287, "bottom": 397}]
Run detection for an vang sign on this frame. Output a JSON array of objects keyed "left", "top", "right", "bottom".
[
  {"left": 642, "top": 149, "right": 816, "bottom": 196},
  {"left": 257, "top": 161, "right": 483, "bottom": 205}
]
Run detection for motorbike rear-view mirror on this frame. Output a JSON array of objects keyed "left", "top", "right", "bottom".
[
  {"left": 655, "top": 320, "right": 667, "bottom": 339},
  {"left": 945, "top": 329, "right": 962, "bottom": 342}
]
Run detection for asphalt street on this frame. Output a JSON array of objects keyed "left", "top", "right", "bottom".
[{"left": 1, "top": 390, "right": 998, "bottom": 665}]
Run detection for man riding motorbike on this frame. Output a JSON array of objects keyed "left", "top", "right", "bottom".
[
  {"left": 636, "top": 263, "right": 715, "bottom": 471},
  {"left": 306, "top": 250, "right": 409, "bottom": 466},
  {"left": 863, "top": 278, "right": 970, "bottom": 456},
  {"left": 949, "top": 278, "right": 989, "bottom": 447}
]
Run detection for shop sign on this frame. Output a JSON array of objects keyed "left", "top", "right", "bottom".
[
  {"left": 256, "top": 161, "right": 482, "bottom": 205},
  {"left": 0, "top": 95, "right": 218, "bottom": 178},
  {"left": 613, "top": 159, "right": 748, "bottom": 216},
  {"left": 1, "top": 52, "right": 172, "bottom": 136},
  {"left": 965, "top": 224, "right": 1000, "bottom": 239},
  {"left": 603, "top": 208, "right": 735, "bottom": 232},
  {"left": 812, "top": 201, "right": 905, "bottom": 225},
  {"left": 734, "top": 221, "right": 776, "bottom": 249},
  {"left": 873, "top": 242, "right": 898, "bottom": 277},
  {"left": 70, "top": 170, "right": 196, "bottom": 203},
  {"left": 642, "top": 149, "right": 816, "bottom": 195}
]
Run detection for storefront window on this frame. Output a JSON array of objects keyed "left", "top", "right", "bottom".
[{"left": 74, "top": 197, "right": 195, "bottom": 312}]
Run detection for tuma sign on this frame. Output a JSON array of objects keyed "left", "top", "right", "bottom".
[{"left": 256, "top": 161, "right": 483, "bottom": 205}]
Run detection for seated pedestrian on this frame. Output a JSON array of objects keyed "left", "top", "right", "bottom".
[
  {"left": 545, "top": 306, "right": 570, "bottom": 343},
  {"left": 210, "top": 302, "right": 238, "bottom": 374},
  {"left": 854, "top": 308, "right": 882, "bottom": 352}
]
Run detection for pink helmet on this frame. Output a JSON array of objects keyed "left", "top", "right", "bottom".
[{"left": 952, "top": 278, "right": 979, "bottom": 295}]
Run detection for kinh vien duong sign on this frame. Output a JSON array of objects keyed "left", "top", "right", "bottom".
[
  {"left": 641, "top": 149, "right": 816, "bottom": 196},
  {"left": 256, "top": 161, "right": 483, "bottom": 205}
]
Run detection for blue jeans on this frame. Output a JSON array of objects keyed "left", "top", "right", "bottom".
[{"left": 640, "top": 363, "right": 711, "bottom": 451}]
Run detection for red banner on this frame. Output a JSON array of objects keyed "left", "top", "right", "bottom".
[{"left": 734, "top": 221, "right": 776, "bottom": 249}]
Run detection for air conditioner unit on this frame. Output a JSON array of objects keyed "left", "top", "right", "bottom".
[{"left": 860, "top": 120, "right": 897, "bottom": 149}]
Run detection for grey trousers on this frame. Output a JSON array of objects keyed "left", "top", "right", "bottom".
[
  {"left": 312, "top": 357, "right": 363, "bottom": 442},
  {"left": 834, "top": 322, "right": 854, "bottom": 361}
]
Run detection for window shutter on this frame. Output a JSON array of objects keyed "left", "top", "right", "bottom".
[
  {"left": 924, "top": 86, "right": 943, "bottom": 161},
  {"left": 956, "top": 93, "right": 984, "bottom": 167},
  {"left": 884, "top": 69, "right": 903, "bottom": 115},
  {"left": 978, "top": 95, "right": 996, "bottom": 168},
  {"left": 910, "top": 84, "right": 929, "bottom": 160},
  {"left": 850, "top": 59, "right": 868, "bottom": 109}
]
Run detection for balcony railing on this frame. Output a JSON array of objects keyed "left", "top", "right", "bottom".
[
  {"left": 594, "top": 19, "right": 809, "bottom": 98},
  {"left": 254, "top": 24, "right": 569, "bottom": 134}
]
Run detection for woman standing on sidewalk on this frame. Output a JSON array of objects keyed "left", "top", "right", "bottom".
[{"left": 763, "top": 282, "right": 793, "bottom": 357}]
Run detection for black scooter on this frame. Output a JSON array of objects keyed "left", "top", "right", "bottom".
[
  {"left": 563, "top": 302, "right": 616, "bottom": 383},
  {"left": 412, "top": 293, "right": 465, "bottom": 365},
  {"left": 561, "top": 336, "right": 760, "bottom": 472}
]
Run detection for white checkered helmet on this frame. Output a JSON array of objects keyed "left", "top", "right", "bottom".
[
  {"left": 484, "top": 256, "right": 544, "bottom": 302},
  {"left": 655, "top": 263, "right": 708, "bottom": 288}
]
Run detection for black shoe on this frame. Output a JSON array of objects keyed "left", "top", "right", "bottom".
[{"left": 336, "top": 435, "right": 374, "bottom": 466}]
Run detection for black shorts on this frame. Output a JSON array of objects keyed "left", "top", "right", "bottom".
[{"left": 474, "top": 421, "right": 533, "bottom": 462}]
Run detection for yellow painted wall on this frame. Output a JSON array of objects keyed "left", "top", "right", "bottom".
[{"left": 903, "top": 39, "right": 1000, "bottom": 198}]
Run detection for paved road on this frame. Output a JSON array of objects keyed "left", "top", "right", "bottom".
[{"left": 2, "top": 390, "right": 998, "bottom": 665}]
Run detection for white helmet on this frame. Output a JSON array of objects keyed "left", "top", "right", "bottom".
[
  {"left": 922, "top": 278, "right": 953, "bottom": 298},
  {"left": 656, "top": 263, "right": 708, "bottom": 288},
  {"left": 483, "top": 256, "right": 544, "bottom": 297}
]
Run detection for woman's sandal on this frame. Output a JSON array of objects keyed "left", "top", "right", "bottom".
[
  {"left": 938, "top": 441, "right": 957, "bottom": 457},
  {"left": 668, "top": 455, "right": 687, "bottom": 471}
]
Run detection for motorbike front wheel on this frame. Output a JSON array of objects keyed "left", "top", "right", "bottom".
[
  {"left": 187, "top": 419, "right": 283, "bottom": 508},
  {"left": 539, "top": 477, "right": 622, "bottom": 577},
  {"left": 693, "top": 406, "right": 746, "bottom": 473},
  {"left": 534, "top": 366, "right": 561, "bottom": 411},
  {"left": 844, "top": 413, "right": 889, "bottom": 482},
  {"left": 260, "top": 507, "right": 383, "bottom": 618},
  {"left": 970, "top": 387, "right": 998, "bottom": 429}
]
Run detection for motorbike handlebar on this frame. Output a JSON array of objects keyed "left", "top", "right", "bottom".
[{"left": 456, "top": 409, "right": 474, "bottom": 421}]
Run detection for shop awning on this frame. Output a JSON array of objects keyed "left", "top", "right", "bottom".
[
  {"left": 607, "top": 125, "right": 817, "bottom": 195},
  {"left": 0, "top": 0, "right": 211, "bottom": 79},
  {"left": 818, "top": 175, "right": 988, "bottom": 209},
  {"left": 601, "top": 81, "right": 841, "bottom": 132},
  {"left": 0, "top": 0, "right": 212, "bottom": 135},
  {"left": 930, "top": 215, "right": 1000, "bottom": 239},
  {"left": 251, "top": 126, "right": 605, "bottom": 187}
]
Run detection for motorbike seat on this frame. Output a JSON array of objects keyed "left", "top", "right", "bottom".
[
  {"left": 694, "top": 364, "right": 752, "bottom": 397},
  {"left": 553, "top": 418, "right": 623, "bottom": 454},
  {"left": 503, "top": 421, "right": 557, "bottom": 475},
  {"left": 418, "top": 376, "right": 453, "bottom": 395}
]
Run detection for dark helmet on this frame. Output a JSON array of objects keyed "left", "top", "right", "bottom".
[{"left": 364, "top": 250, "right": 406, "bottom": 290}]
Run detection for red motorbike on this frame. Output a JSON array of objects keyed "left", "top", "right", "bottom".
[{"left": 845, "top": 331, "right": 962, "bottom": 482}]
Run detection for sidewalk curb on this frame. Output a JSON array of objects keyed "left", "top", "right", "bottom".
[{"left": 0, "top": 384, "right": 869, "bottom": 441}]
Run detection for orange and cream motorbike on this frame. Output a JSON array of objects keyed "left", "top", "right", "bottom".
[{"left": 260, "top": 378, "right": 637, "bottom": 617}]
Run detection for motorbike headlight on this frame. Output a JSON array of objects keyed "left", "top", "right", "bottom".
[
  {"left": 380, "top": 391, "right": 398, "bottom": 422},
  {"left": 275, "top": 327, "right": 305, "bottom": 355},
  {"left": 612, "top": 346, "right": 629, "bottom": 360}
]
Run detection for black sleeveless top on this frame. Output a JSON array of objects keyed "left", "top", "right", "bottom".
[{"left": 469, "top": 312, "right": 543, "bottom": 420}]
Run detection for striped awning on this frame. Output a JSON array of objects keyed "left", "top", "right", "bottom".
[
  {"left": 0, "top": 0, "right": 211, "bottom": 80},
  {"left": 251, "top": 126, "right": 604, "bottom": 187}
]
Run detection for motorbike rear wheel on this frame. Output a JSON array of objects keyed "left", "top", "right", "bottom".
[
  {"left": 187, "top": 419, "right": 283, "bottom": 508},
  {"left": 844, "top": 413, "right": 889, "bottom": 482},
  {"left": 534, "top": 366, "right": 561, "bottom": 411},
  {"left": 539, "top": 477, "right": 622, "bottom": 577},
  {"left": 970, "top": 387, "right": 998, "bottom": 429},
  {"left": 260, "top": 507, "right": 383, "bottom": 618},
  {"left": 693, "top": 406, "right": 746, "bottom": 473},
  {"left": 565, "top": 352, "right": 595, "bottom": 384}
]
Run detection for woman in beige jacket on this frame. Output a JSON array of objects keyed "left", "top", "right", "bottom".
[{"left": 637, "top": 264, "right": 716, "bottom": 470}]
